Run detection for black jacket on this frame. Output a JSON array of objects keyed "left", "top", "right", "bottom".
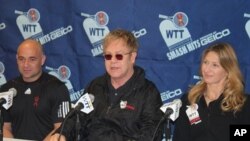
[
  {"left": 59, "top": 66, "right": 163, "bottom": 141},
  {"left": 173, "top": 93, "right": 250, "bottom": 141}
]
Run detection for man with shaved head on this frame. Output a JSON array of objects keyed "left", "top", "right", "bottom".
[
  {"left": 0, "top": 39, "right": 71, "bottom": 141},
  {"left": 16, "top": 39, "right": 46, "bottom": 82}
]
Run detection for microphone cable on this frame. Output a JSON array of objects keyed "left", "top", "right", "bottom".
[
  {"left": 151, "top": 108, "right": 173, "bottom": 141},
  {"left": 58, "top": 112, "right": 70, "bottom": 141},
  {"left": 151, "top": 116, "right": 166, "bottom": 141},
  {"left": 58, "top": 108, "right": 77, "bottom": 141}
]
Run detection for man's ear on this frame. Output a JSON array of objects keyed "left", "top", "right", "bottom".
[{"left": 41, "top": 55, "right": 46, "bottom": 66}]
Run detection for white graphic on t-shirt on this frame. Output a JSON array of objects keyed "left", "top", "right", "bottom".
[{"left": 25, "top": 88, "right": 31, "bottom": 95}]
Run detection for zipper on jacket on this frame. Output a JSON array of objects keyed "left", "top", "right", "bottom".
[{"left": 106, "top": 104, "right": 112, "bottom": 114}]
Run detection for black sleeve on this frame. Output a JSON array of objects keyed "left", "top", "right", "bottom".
[
  {"left": 47, "top": 83, "right": 70, "bottom": 124},
  {"left": 137, "top": 82, "right": 164, "bottom": 141}
]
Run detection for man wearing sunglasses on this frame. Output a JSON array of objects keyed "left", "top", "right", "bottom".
[{"left": 50, "top": 29, "right": 163, "bottom": 141}]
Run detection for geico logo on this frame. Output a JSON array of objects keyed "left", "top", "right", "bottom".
[
  {"left": 165, "top": 89, "right": 182, "bottom": 99},
  {"left": 201, "top": 29, "right": 230, "bottom": 46},
  {"left": 0, "top": 23, "right": 6, "bottom": 30},
  {"left": 50, "top": 25, "right": 73, "bottom": 40},
  {"left": 213, "top": 29, "right": 230, "bottom": 39},
  {"left": 132, "top": 28, "right": 147, "bottom": 38},
  {"left": 63, "top": 25, "right": 73, "bottom": 33}
]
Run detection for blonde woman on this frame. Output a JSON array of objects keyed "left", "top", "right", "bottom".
[{"left": 173, "top": 42, "right": 250, "bottom": 141}]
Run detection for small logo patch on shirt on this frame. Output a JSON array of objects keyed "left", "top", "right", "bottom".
[{"left": 24, "top": 88, "right": 31, "bottom": 94}]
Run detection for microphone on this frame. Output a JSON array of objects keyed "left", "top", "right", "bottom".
[
  {"left": 160, "top": 99, "right": 182, "bottom": 121},
  {"left": 73, "top": 93, "right": 94, "bottom": 114},
  {"left": 58, "top": 93, "right": 95, "bottom": 140},
  {"left": 66, "top": 93, "right": 95, "bottom": 118},
  {"left": 0, "top": 88, "right": 17, "bottom": 110},
  {"left": 151, "top": 99, "right": 182, "bottom": 141}
]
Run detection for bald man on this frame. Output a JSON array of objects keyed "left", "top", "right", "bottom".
[{"left": 0, "top": 39, "right": 71, "bottom": 141}]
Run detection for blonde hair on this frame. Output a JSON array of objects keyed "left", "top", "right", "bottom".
[
  {"left": 188, "top": 42, "right": 246, "bottom": 113},
  {"left": 103, "top": 29, "right": 138, "bottom": 52}
]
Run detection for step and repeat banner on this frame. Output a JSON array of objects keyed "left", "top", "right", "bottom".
[{"left": 1, "top": 0, "right": 250, "bottom": 104}]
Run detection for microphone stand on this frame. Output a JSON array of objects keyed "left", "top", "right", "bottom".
[
  {"left": 165, "top": 118, "right": 171, "bottom": 141},
  {"left": 75, "top": 112, "right": 81, "bottom": 141},
  {"left": 163, "top": 108, "right": 173, "bottom": 141},
  {"left": 151, "top": 108, "right": 173, "bottom": 141}
]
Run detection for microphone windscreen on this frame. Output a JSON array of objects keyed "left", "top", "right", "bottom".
[
  {"left": 9, "top": 88, "right": 17, "bottom": 97},
  {"left": 89, "top": 94, "right": 95, "bottom": 103}
]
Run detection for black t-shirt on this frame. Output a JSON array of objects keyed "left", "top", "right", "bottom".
[
  {"left": 107, "top": 71, "right": 136, "bottom": 106},
  {"left": 0, "top": 72, "right": 71, "bottom": 141}
]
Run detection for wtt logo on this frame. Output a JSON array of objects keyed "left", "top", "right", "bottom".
[
  {"left": 81, "top": 11, "right": 110, "bottom": 57},
  {"left": 159, "top": 12, "right": 192, "bottom": 51},
  {"left": 244, "top": 13, "right": 250, "bottom": 39},
  {"left": 15, "top": 8, "right": 43, "bottom": 40},
  {"left": 230, "top": 125, "right": 250, "bottom": 141}
]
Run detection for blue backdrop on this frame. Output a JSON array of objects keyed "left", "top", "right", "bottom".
[{"left": 1, "top": 0, "right": 250, "bottom": 105}]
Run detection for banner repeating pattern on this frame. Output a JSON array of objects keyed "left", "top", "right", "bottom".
[{"left": 1, "top": 0, "right": 250, "bottom": 104}]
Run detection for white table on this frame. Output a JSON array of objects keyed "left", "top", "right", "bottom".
[{"left": 3, "top": 138, "right": 34, "bottom": 141}]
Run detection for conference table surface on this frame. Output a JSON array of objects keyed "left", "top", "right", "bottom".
[{"left": 3, "top": 138, "right": 34, "bottom": 141}]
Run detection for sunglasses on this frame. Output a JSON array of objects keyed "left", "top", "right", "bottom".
[{"left": 103, "top": 52, "right": 132, "bottom": 60}]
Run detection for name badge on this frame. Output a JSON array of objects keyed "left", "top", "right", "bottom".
[{"left": 186, "top": 104, "right": 202, "bottom": 125}]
